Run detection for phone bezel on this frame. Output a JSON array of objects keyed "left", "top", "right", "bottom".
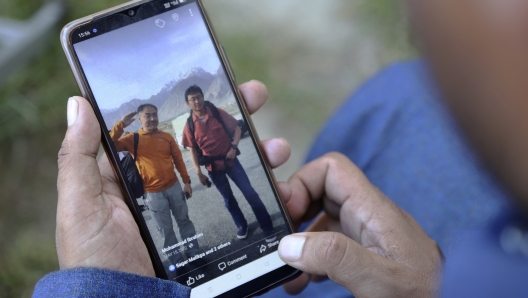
[{"left": 60, "top": 0, "right": 301, "bottom": 296}]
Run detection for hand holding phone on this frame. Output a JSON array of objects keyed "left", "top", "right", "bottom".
[{"left": 57, "top": 96, "right": 156, "bottom": 277}]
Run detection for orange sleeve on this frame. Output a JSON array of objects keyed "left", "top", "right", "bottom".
[
  {"left": 170, "top": 137, "right": 191, "bottom": 184},
  {"left": 109, "top": 120, "right": 134, "bottom": 152}
]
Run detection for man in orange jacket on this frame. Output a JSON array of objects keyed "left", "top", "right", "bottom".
[{"left": 110, "top": 103, "right": 199, "bottom": 271}]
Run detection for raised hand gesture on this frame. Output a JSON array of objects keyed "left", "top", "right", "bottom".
[{"left": 121, "top": 111, "right": 138, "bottom": 127}]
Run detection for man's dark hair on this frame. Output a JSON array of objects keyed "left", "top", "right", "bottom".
[
  {"left": 137, "top": 104, "right": 158, "bottom": 113},
  {"left": 185, "top": 85, "right": 204, "bottom": 102}
]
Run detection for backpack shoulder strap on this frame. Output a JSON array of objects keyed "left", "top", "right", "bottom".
[
  {"left": 187, "top": 111, "right": 203, "bottom": 152},
  {"left": 133, "top": 133, "right": 139, "bottom": 162},
  {"left": 205, "top": 101, "right": 233, "bottom": 139}
]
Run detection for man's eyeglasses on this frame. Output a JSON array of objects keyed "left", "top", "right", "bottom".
[{"left": 187, "top": 96, "right": 203, "bottom": 102}]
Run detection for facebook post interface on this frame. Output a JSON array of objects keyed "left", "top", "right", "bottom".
[{"left": 72, "top": 0, "right": 290, "bottom": 294}]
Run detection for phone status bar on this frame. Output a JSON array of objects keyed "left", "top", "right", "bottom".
[
  {"left": 163, "top": 0, "right": 188, "bottom": 9},
  {"left": 71, "top": 0, "right": 196, "bottom": 44}
]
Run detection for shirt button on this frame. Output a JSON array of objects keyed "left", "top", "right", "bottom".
[
  {"left": 500, "top": 225, "right": 524, "bottom": 255},
  {"left": 499, "top": 225, "right": 528, "bottom": 257}
]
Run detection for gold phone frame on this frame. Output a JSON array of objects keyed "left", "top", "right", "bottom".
[{"left": 60, "top": 0, "right": 300, "bottom": 296}]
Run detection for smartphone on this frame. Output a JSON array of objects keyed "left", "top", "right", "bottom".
[{"left": 60, "top": 0, "right": 300, "bottom": 296}]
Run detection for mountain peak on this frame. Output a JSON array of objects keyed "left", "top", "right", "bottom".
[{"left": 177, "top": 67, "right": 209, "bottom": 82}]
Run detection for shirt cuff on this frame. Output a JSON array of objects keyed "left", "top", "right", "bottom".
[{"left": 33, "top": 267, "right": 190, "bottom": 298}]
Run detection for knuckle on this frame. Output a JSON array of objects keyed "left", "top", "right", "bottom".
[
  {"left": 57, "top": 138, "right": 79, "bottom": 187},
  {"left": 314, "top": 232, "right": 348, "bottom": 271},
  {"left": 57, "top": 139, "right": 71, "bottom": 171},
  {"left": 321, "top": 152, "right": 345, "bottom": 165}
]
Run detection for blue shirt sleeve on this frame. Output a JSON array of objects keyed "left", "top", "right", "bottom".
[{"left": 33, "top": 268, "right": 191, "bottom": 298}]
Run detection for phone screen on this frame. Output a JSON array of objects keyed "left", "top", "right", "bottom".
[{"left": 68, "top": 0, "right": 296, "bottom": 296}]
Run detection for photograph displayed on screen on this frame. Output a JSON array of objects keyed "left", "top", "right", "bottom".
[{"left": 73, "top": 2, "right": 289, "bottom": 285}]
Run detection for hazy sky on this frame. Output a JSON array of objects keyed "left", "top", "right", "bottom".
[{"left": 75, "top": 2, "right": 220, "bottom": 110}]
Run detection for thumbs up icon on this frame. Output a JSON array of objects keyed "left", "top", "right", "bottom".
[{"left": 187, "top": 276, "right": 195, "bottom": 286}]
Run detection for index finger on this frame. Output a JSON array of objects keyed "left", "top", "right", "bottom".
[
  {"left": 238, "top": 80, "right": 268, "bottom": 114},
  {"left": 285, "top": 153, "right": 385, "bottom": 241}
]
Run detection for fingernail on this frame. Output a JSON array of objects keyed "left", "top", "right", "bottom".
[
  {"left": 279, "top": 235, "right": 306, "bottom": 262},
  {"left": 67, "top": 97, "right": 79, "bottom": 126}
]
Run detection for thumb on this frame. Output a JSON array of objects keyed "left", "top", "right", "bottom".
[
  {"left": 57, "top": 97, "right": 104, "bottom": 227},
  {"left": 278, "top": 232, "right": 393, "bottom": 296}
]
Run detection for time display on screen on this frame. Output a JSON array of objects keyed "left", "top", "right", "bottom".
[{"left": 78, "top": 31, "right": 91, "bottom": 38}]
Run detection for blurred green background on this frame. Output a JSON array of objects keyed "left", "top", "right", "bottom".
[{"left": 0, "top": 0, "right": 414, "bottom": 296}]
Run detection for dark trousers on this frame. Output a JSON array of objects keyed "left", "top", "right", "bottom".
[{"left": 209, "top": 158, "right": 273, "bottom": 235}]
